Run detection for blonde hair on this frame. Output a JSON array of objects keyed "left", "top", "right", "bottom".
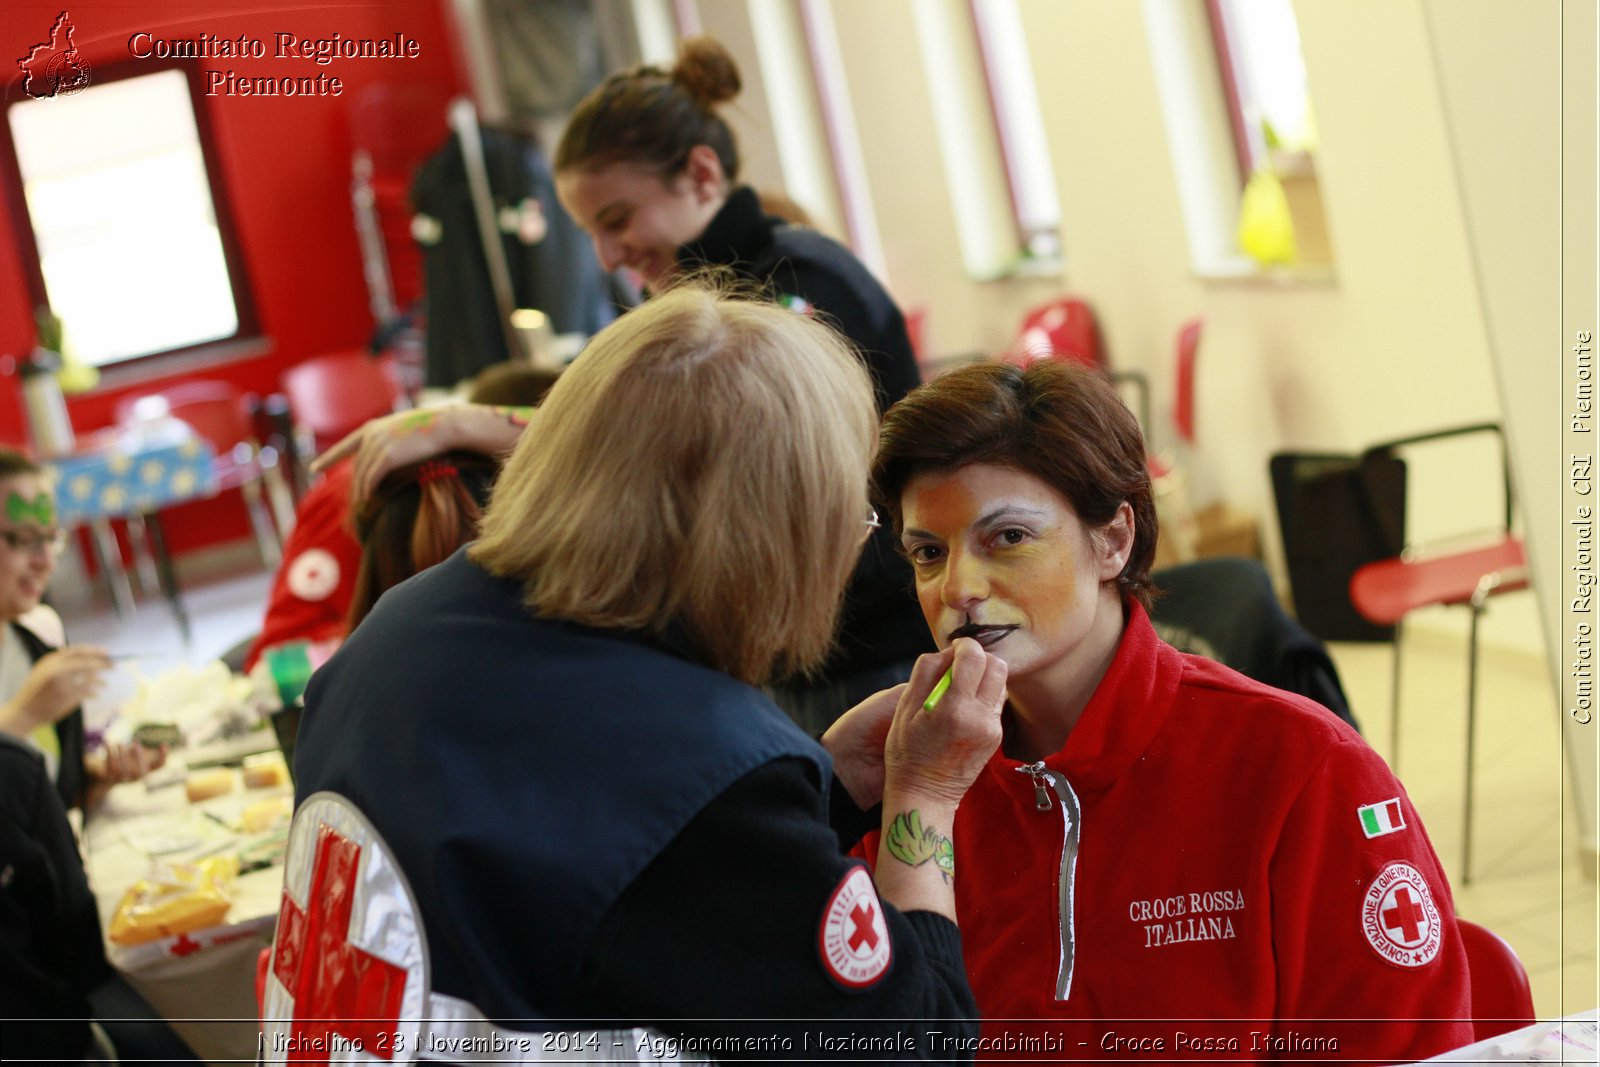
[{"left": 471, "top": 284, "right": 877, "bottom": 685}]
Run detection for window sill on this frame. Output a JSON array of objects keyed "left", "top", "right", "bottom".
[
  {"left": 88, "top": 335, "right": 277, "bottom": 393},
  {"left": 973, "top": 254, "right": 1067, "bottom": 284},
  {"left": 1192, "top": 255, "right": 1337, "bottom": 287}
]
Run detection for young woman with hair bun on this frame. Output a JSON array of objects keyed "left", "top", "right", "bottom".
[
  {"left": 316, "top": 36, "right": 931, "bottom": 731},
  {"left": 554, "top": 34, "right": 932, "bottom": 732}
]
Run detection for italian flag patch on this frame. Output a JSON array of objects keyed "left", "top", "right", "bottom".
[{"left": 1358, "top": 798, "right": 1406, "bottom": 839}]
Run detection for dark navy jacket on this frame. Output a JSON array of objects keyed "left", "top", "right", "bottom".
[{"left": 294, "top": 550, "right": 976, "bottom": 1052}]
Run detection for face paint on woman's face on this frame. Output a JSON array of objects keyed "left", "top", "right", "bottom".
[{"left": 899, "top": 463, "right": 1115, "bottom": 688}]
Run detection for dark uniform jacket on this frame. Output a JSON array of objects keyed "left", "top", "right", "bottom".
[
  {"left": 294, "top": 550, "right": 977, "bottom": 1057},
  {"left": 679, "top": 187, "right": 934, "bottom": 685},
  {"left": 0, "top": 733, "right": 109, "bottom": 1060}
]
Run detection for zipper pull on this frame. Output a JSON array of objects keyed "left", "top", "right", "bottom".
[{"left": 1016, "top": 761, "right": 1054, "bottom": 811}]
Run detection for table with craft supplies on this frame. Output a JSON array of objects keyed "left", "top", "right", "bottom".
[{"left": 82, "top": 729, "right": 291, "bottom": 1064}]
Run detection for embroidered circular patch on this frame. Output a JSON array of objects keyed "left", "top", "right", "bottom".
[
  {"left": 1361, "top": 862, "right": 1442, "bottom": 968},
  {"left": 817, "top": 865, "right": 892, "bottom": 989},
  {"left": 285, "top": 549, "right": 340, "bottom": 602}
]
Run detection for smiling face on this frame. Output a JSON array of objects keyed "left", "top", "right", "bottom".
[
  {"left": 900, "top": 463, "right": 1131, "bottom": 700},
  {"left": 556, "top": 148, "right": 728, "bottom": 293},
  {"left": 0, "top": 473, "right": 59, "bottom": 621}
]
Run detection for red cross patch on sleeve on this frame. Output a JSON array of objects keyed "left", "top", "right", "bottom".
[
  {"left": 285, "top": 548, "right": 341, "bottom": 602},
  {"left": 817, "top": 864, "right": 893, "bottom": 990},
  {"left": 1360, "top": 862, "right": 1443, "bottom": 968}
]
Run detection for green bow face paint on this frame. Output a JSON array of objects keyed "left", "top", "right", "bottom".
[{"left": 5, "top": 491, "right": 53, "bottom": 527}]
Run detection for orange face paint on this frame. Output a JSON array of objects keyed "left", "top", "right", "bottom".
[{"left": 900, "top": 464, "right": 1119, "bottom": 696}]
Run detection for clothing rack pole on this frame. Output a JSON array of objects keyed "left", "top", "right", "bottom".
[{"left": 447, "top": 97, "right": 526, "bottom": 364}]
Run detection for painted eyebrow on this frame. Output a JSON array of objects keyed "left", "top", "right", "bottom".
[{"left": 902, "top": 503, "right": 1052, "bottom": 541}]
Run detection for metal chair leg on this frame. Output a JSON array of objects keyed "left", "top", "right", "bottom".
[
  {"left": 123, "top": 512, "right": 160, "bottom": 597},
  {"left": 89, "top": 518, "right": 135, "bottom": 618},
  {"left": 241, "top": 477, "right": 283, "bottom": 569},
  {"left": 1461, "top": 574, "right": 1503, "bottom": 887},
  {"left": 262, "top": 462, "right": 298, "bottom": 540},
  {"left": 1463, "top": 600, "right": 1482, "bottom": 885},
  {"left": 143, "top": 511, "right": 191, "bottom": 645}
]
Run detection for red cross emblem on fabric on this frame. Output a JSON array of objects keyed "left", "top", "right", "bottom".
[
  {"left": 818, "top": 865, "right": 892, "bottom": 989},
  {"left": 1382, "top": 888, "right": 1426, "bottom": 944},
  {"left": 272, "top": 823, "right": 407, "bottom": 1063},
  {"left": 1361, "top": 862, "right": 1442, "bottom": 968},
  {"left": 848, "top": 902, "right": 879, "bottom": 952}
]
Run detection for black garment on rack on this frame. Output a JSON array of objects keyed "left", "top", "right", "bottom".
[{"left": 410, "top": 127, "right": 617, "bottom": 388}]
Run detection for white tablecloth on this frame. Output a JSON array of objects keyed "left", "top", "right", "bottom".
[{"left": 83, "top": 757, "right": 290, "bottom": 1065}]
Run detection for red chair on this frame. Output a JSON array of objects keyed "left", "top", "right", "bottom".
[
  {"left": 1456, "top": 918, "right": 1536, "bottom": 1040},
  {"left": 1348, "top": 424, "right": 1527, "bottom": 884},
  {"left": 116, "top": 380, "right": 293, "bottom": 570},
  {"left": 281, "top": 351, "right": 407, "bottom": 460},
  {"left": 1172, "top": 317, "right": 1203, "bottom": 446},
  {"left": 1001, "top": 296, "right": 1105, "bottom": 369}
]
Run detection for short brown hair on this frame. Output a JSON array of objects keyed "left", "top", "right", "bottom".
[
  {"left": 555, "top": 35, "right": 742, "bottom": 181},
  {"left": 466, "top": 363, "right": 562, "bottom": 407},
  {"left": 347, "top": 451, "right": 501, "bottom": 631},
  {"left": 873, "top": 361, "right": 1158, "bottom": 609},
  {"left": 471, "top": 283, "right": 877, "bottom": 685}
]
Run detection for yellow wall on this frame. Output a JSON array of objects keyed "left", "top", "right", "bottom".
[{"left": 696, "top": 0, "right": 1566, "bottom": 652}]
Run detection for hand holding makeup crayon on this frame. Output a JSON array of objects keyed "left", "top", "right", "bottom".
[{"left": 881, "top": 637, "right": 1007, "bottom": 810}]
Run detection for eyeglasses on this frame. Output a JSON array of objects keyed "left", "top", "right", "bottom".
[{"left": 0, "top": 528, "right": 68, "bottom": 557}]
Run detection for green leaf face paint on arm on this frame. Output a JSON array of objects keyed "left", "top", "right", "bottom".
[
  {"left": 884, "top": 809, "right": 955, "bottom": 883},
  {"left": 5, "top": 491, "right": 53, "bottom": 526},
  {"left": 395, "top": 410, "right": 442, "bottom": 436},
  {"left": 490, "top": 405, "right": 534, "bottom": 429}
]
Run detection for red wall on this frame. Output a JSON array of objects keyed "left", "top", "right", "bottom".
[{"left": 0, "top": 1, "right": 466, "bottom": 552}]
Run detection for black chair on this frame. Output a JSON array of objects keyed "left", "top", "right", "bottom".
[
  {"left": 1150, "top": 556, "right": 1358, "bottom": 732},
  {"left": 1269, "top": 451, "right": 1407, "bottom": 643}
]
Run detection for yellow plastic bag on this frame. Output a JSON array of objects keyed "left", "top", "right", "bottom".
[
  {"left": 1236, "top": 169, "right": 1297, "bottom": 267},
  {"left": 108, "top": 855, "right": 238, "bottom": 946}
]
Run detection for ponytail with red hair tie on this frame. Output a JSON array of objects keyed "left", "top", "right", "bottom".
[{"left": 417, "top": 460, "right": 458, "bottom": 486}]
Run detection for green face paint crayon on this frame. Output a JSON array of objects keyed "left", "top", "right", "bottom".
[{"left": 923, "top": 666, "right": 954, "bottom": 712}]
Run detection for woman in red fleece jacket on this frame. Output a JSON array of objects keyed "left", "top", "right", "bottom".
[{"left": 864, "top": 360, "right": 1474, "bottom": 1062}]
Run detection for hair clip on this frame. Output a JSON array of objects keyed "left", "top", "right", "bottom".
[{"left": 417, "top": 460, "right": 458, "bottom": 486}]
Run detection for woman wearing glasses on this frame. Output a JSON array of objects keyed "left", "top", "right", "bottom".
[
  {"left": 324, "top": 36, "right": 930, "bottom": 736},
  {"left": 0, "top": 447, "right": 163, "bottom": 811},
  {"left": 288, "top": 286, "right": 1005, "bottom": 1055},
  {"left": 0, "top": 445, "right": 194, "bottom": 1060}
]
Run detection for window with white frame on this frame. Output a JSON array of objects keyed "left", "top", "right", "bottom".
[
  {"left": 968, "top": 0, "right": 1062, "bottom": 264},
  {"left": 1, "top": 62, "right": 258, "bottom": 369},
  {"left": 796, "top": 0, "right": 888, "bottom": 281},
  {"left": 1143, "top": 0, "right": 1331, "bottom": 273},
  {"left": 911, "top": 0, "right": 1059, "bottom": 279},
  {"left": 1207, "top": 0, "right": 1315, "bottom": 177}
]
